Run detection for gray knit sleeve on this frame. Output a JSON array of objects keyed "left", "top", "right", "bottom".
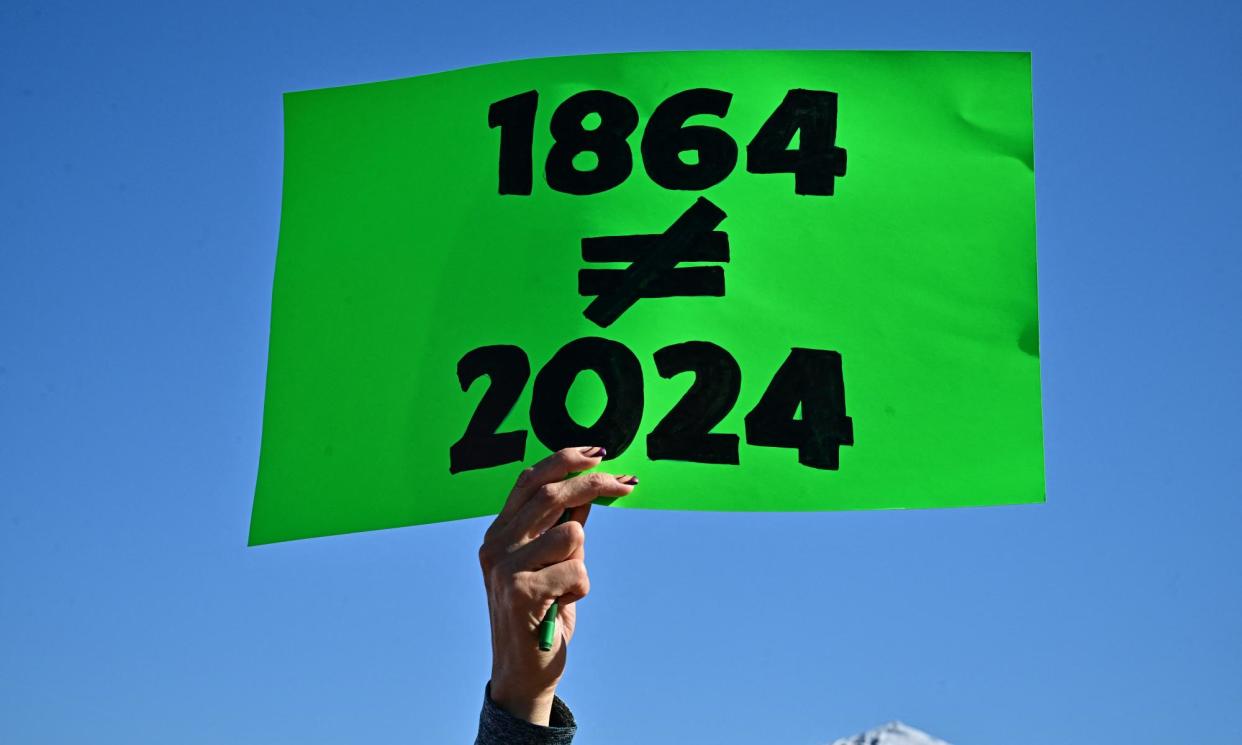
[{"left": 474, "top": 683, "right": 576, "bottom": 745}]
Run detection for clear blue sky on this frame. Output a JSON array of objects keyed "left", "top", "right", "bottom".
[{"left": 2, "top": 1, "right": 1239, "bottom": 743}]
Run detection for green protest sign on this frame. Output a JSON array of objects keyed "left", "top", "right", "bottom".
[{"left": 249, "top": 50, "right": 1042, "bottom": 545}]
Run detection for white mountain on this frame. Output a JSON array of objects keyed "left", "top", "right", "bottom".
[{"left": 829, "top": 721, "right": 951, "bottom": 745}]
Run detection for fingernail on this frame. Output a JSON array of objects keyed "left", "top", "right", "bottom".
[
  {"left": 617, "top": 475, "right": 638, "bottom": 485},
  {"left": 579, "top": 446, "right": 605, "bottom": 458}
]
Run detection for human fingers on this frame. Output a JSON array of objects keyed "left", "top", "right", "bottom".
[
  {"left": 503, "top": 520, "right": 585, "bottom": 573},
  {"left": 497, "top": 446, "right": 607, "bottom": 524},
  {"left": 503, "top": 471, "right": 636, "bottom": 550},
  {"left": 528, "top": 559, "right": 591, "bottom": 605}
]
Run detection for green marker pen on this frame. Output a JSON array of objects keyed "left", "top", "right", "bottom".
[{"left": 537, "top": 602, "right": 559, "bottom": 652}]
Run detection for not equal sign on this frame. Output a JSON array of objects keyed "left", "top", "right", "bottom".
[{"left": 578, "top": 197, "right": 730, "bottom": 328}]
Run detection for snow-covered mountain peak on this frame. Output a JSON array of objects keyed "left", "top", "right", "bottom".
[{"left": 829, "top": 721, "right": 951, "bottom": 745}]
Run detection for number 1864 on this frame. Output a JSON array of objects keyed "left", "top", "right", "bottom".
[{"left": 489, "top": 88, "right": 848, "bottom": 197}]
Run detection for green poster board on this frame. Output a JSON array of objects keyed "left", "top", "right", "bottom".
[{"left": 250, "top": 50, "right": 1042, "bottom": 545}]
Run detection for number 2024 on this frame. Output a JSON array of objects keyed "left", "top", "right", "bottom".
[
  {"left": 449, "top": 339, "right": 854, "bottom": 475},
  {"left": 489, "top": 88, "right": 848, "bottom": 196}
]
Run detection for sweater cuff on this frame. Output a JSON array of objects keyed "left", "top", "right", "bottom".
[{"left": 474, "top": 682, "right": 576, "bottom": 745}]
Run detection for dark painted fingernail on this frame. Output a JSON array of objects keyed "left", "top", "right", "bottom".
[
  {"left": 579, "top": 446, "right": 605, "bottom": 458},
  {"left": 618, "top": 475, "right": 638, "bottom": 485}
]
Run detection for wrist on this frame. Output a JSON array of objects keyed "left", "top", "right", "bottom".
[{"left": 489, "top": 678, "right": 558, "bottom": 726}]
